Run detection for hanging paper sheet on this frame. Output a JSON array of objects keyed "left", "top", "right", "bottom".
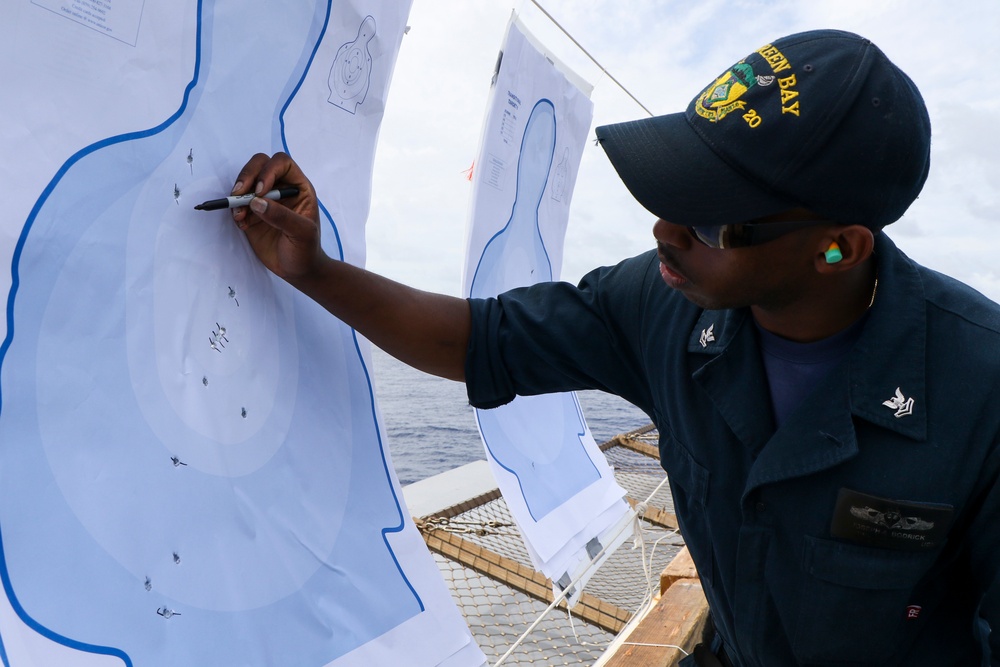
[
  {"left": 0, "top": 1, "right": 483, "bottom": 665},
  {"left": 462, "top": 16, "right": 632, "bottom": 595}
]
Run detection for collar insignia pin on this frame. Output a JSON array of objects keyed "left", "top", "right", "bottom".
[
  {"left": 882, "top": 387, "right": 914, "bottom": 418},
  {"left": 699, "top": 324, "right": 716, "bottom": 348}
]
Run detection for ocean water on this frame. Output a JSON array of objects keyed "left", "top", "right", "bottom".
[{"left": 369, "top": 347, "right": 652, "bottom": 485}]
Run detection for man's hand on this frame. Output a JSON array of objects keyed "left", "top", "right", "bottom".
[
  {"left": 227, "top": 152, "right": 472, "bottom": 382},
  {"left": 230, "top": 152, "right": 326, "bottom": 285}
]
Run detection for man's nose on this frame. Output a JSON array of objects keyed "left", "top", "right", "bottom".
[{"left": 653, "top": 219, "right": 694, "bottom": 250}]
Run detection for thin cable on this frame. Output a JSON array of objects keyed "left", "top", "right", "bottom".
[
  {"left": 527, "top": 0, "right": 654, "bottom": 117},
  {"left": 491, "top": 473, "right": 672, "bottom": 666}
]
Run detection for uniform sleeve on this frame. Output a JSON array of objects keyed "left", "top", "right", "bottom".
[{"left": 464, "top": 250, "right": 661, "bottom": 416}]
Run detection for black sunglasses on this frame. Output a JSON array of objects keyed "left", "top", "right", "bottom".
[{"left": 689, "top": 219, "right": 834, "bottom": 249}]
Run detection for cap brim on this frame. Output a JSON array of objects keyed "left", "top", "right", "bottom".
[{"left": 596, "top": 113, "right": 793, "bottom": 226}]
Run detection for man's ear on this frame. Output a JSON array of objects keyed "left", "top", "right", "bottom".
[{"left": 815, "top": 225, "right": 875, "bottom": 273}]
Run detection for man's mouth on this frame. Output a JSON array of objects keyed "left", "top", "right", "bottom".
[{"left": 657, "top": 247, "right": 688, "bottom": 288}]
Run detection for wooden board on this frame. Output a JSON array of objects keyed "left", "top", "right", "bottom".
[
  {"left": 602, "top": 578, "right": 708, "bottom": 667},
  {"left": 659, "top": 545, "right": 699, "bottom": 595}
]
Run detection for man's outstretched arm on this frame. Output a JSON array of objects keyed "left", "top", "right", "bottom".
[{"left": 230, "top": 152, "right": 471, "bottom": 382}]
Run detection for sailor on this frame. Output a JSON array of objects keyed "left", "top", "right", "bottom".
[{"left": 229, "top": 29, "right": 1000, "bottom": 665}]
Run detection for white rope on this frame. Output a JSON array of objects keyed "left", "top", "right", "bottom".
[
  {"left": 563, "top": 516, "right": 680, "bottom": 648},
  {"left": 527, "top": 0, "right": 655, "bottom": 117},
  {"left": 623, "top": 642, "right": 690, "bottom": 656},
  {"left": 490, "top": 520, "right": 625, "bottom": 666},
  {"left": 631, "top": 526, "right": 682, "bottom": 624},
  {"left": 490, "top": 473, "right": 673, "bottom": 666}
]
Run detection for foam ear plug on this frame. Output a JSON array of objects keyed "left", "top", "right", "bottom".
[{"left": 825, "top": 242, "right": 843, "bottom": 264}]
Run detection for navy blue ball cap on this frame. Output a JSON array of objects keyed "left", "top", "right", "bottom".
[{"left": 595, "top": 29, "right": 931, "bottom": 230}]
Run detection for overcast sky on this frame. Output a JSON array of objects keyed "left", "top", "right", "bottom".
[{"left": 363, "top": 0, "right": 1000, "bottom": 303}]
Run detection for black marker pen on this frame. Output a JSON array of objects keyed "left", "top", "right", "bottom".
[{"left": 194, "top": 187, "right": 299, "bottom": 211}]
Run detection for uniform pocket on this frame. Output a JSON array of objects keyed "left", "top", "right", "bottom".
[
  {"left": 659, "top": 434, "right": 709, "bottom": 507},
  {"left": 659, "top": 435, "right": 712, "bottom": 586},
  {"left": 791, "top": 535, "right": 936, "bottom": 664}
]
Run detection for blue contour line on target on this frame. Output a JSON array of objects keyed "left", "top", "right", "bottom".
[
  {"left": 0, "top": 1, "right": 422, "bottom": 665},
  {"left": 275, "top": 0, "right": 424, "bottom": 619},
  {"left": 468, "top": 98, "right": 600, "bottom": 521}
]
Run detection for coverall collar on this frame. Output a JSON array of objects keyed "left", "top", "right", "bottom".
[{"left": 686, "top": 233, "right": 928, "bottom": 490}]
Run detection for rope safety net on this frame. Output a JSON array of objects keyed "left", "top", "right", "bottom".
[{"left": 414, "top": 426, "right": 685, "bottom": 665}]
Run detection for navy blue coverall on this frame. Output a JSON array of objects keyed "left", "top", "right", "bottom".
[{"left": 465, "top": 233, "right": 1000, "bottom": 665}]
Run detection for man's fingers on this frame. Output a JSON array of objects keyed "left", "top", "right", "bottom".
[
  {"left": 232, "top": 152, "right": 318, "bottom": 227},
  {"left": 231, "top": 152, "right": 307, "bottom": 198},
  {"left": 251, "top": 153, "right": 311, "bottom": 197},
  {"left": 248, "top": 195, "right": 316, "bottom": 242},
  {"left": 231, "top": 153, "right": 271, "bottom": 195}
]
